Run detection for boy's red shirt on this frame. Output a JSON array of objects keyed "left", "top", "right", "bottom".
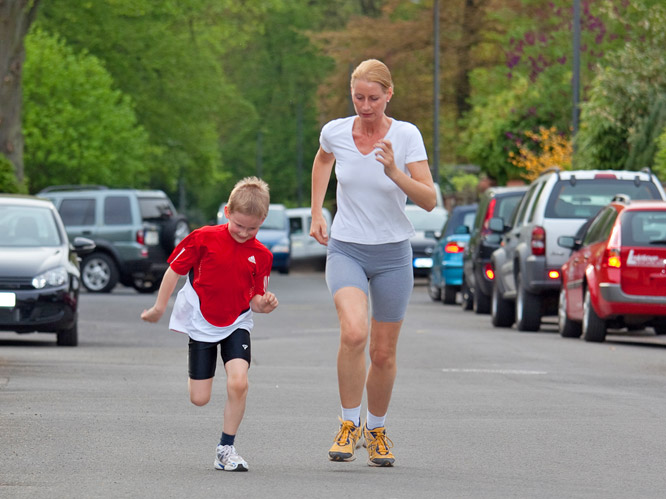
[{"left": 167, "top": 224, "right": 273, "bottom": 327}]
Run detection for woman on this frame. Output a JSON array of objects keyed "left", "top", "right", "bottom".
[{"left": 310, "top": 58, "right": 436, "bottom": 467}]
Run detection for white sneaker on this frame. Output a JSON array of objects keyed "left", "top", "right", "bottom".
[{"left": 214, "top": 444, "right": 248, "bottom": 471}]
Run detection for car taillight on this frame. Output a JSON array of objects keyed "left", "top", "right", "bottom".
[
  {"left": 481, "top": 198, "right": 496, "bottom": 236},
  {"left": 445, "top": 241, "right": 465, "bottom": 253},
  {"left": 136, "top": 230, "right": 145, "bottom": 245},
  {"left": 606, "top": 247, "right": 621, "bottom": 268},
  {"left": 531, "top": 226, "right": 545, "bottom": 256},
  {"left": 594, "top": 173, "right": 617, "bottom": 179},
  {"left": 548, "top": 270, "right": 560, "bottom": 279},
  {"left": 484, "top": 263, "right": 494, "bottom": 280}
]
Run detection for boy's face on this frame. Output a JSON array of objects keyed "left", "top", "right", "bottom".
[{"left": 225, "top": 205, "right": 264, "bottom": 244}]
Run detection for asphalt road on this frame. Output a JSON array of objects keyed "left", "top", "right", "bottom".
[{"left": 2, "top": 266, "right": 666, "bottom": 499}]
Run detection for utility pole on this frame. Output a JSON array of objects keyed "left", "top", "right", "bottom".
[
  {"left": 433, "top": 0, "right": 441, "bottom": 185},
  {"left": 572, "top": 0, "right": 581, "bottom": 165}
]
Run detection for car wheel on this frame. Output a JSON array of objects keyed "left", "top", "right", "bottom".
[
  {"left": 515, "top": 273, "right": 541, "bottom": 332},
  {"left": 427, "top": 273, "right": 441, "bottom": 301},
  {"left": 57, "top": 321, "right": 78, "bottom": 347},
  {"left": 162, "top": 215, "right": 189, "bottom": 253},
  {"left": 473, "top": 288, "right": 491, "bottom": 314},
  {"left": 278, "top": 265, "right": 290, "bottom": 275},
  {"left": 653, "top": 325, "right": 666, "bottom": 335},
  {"left": 491, "top": 282, "right": 514, "bottom": 327},
  {"left": 558, "top": 287, "right": 581, "bottom": 338},
  {"left": 442, "top": 284, "right": 457, "bottom": 305},
  {"left": 81, "top": 253, "right": 119, "bottom": 293},
  {"left": 132, "top": 278, "right": 161, "bottom": 294},
  {"left": 582, "top": 289, "right": 606, "bottom": 342},
  {"left": 461, "top": 280, "right": 473, "bottom": 311}
]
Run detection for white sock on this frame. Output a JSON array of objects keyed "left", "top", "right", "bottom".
[
  {"left": 366, "top": 410, "right": 386, "bottom": 430},
  {"left": 341, "top": 405, "right": 361, "bottom": 427}
]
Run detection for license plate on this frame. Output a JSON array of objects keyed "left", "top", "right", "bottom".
[
  {"left": 144, "top": 230, "right": 159, "bottom": 246},
  {"left": 0, "top": 292, "right": 16, "bottom": 308}
]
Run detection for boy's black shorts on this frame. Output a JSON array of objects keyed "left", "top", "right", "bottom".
[{"left": 188, "top": 328, "right": 251, "bottom": 380}]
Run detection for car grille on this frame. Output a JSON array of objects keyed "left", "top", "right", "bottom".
[{"left": 0, "top": 277, "right": 33, "bottom": 291}]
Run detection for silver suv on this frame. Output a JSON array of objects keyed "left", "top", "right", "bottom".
[
  {"left": 489, "top": 168, "right": 666, "bottom": 331},
  {"left": 40, "top": 186, "right": 189, "bottom": 293}
]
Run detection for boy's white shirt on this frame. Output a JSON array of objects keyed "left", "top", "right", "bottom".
[{"left": 169, "top": 277, "right": 253, "bottom": 342}]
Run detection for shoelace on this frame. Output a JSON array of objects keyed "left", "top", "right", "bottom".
[
  {"left": 218, "top": 445, "right": 237, "bottom": 460},
  {"left": 367, "top": 430, "right": 394, "bottom": 456},
  {"left": 334, "top": 417, "right": 358, "bottom": 445}
]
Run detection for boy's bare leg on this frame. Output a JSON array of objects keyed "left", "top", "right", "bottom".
[
  {"left": 188, "top": 378, "right": 213, "bottom": 406},
  {"left": 222, "top": 358, "right": 250, "bottom": 435},
  {"left": 333, "top": 287, "right": 369, "bottom": 409}
]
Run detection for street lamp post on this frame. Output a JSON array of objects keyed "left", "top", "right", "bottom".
[
  {"left": 433, "top": 0, "right": 440, "bottom": 185},
  {"left": 572, "top": 0, "right": 581, "bottom": 164}
]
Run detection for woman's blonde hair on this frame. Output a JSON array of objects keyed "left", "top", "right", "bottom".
[
  {"left": 227, "top": 176, "right": 270, "bottom": 219},
  {"left": 350, "top": 59, "right": 393, "bottom": 92}
]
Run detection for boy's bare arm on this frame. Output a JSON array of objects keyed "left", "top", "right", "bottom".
[
  {"left": 140, "top": 267, "right": 182, "bottom": 322},
  {"left": 250, "top": 291, "right": 278, "bottom": 314}
]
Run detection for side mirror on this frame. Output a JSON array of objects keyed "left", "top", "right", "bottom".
[
  {"left": 488, "top": 217, "right": 506, "bottom": 233},
  {"left": 454, "top": 225, "right": 470, "bottom": 235},
  {"left": 558, "top": 235, "right": 576, "bottom": 249},
  {"left": 72, "top": 236, "right": 96, "bottom": 256}
]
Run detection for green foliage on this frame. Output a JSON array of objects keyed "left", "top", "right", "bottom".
[
  {"left": 0, "top": 155, "right": 26, "bottom": 193},
  {"left": 576, "top": 1, "right": 666, "bottom": 171},
  {"left": 22, "top": 28, "right": 152, "bottom": 192}
]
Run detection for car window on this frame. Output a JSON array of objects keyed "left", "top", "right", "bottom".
[
  {"left": 582, "top": 208, "right": 616, "bottom": 245},
  {"left": 0, "top": 205, "right": 62, "bottom": 247},
  {"left": 104, "top": 196, "right": 132, "bottom": 225},
  {"left": 546, "top": 179, "right": 661, "bottom": 219},
  {"left": 462, "top": 211, "right": 476, "bottom": 231},
  {"left": 621, "top": 211, "right": 666, "bottom": 246},
  {"left": 496, "top": 194, "right": 523, "bottom": 221},
  {"left": 527, "top": 181, "right": 548, "bottom": 223},
  {"left": 59, "top": 198, "right": 96, "bottom": 226},
  {"left": 442, "top": 207, "right": 475, "bottom": 237},
  {"left": 139, "top": 197, "right": 172, "bottom": 220},
  {"left": 289, "top": 217, "right": 304, "bottom": 235},
  {"left": 263, "top": 209, "right": 287, "bottom": 230},
  {"left": 515, "top": 182, "right": 539, "bottom": 227}
]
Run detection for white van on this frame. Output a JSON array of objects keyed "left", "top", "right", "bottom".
[{"left": 287, "top": 207, "right": 332, "bottom": 262}]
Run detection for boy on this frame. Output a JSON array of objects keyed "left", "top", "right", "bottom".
[{"left": 141, "top": 177, "right": 278, "bottom": 471}]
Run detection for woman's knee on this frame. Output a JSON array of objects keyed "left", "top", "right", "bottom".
[
  {"left": 369, "top": 346, "right": 396, "bottom": 370},
  {"left": 340, "top": 323, "right": 368, "bottom": 351}
]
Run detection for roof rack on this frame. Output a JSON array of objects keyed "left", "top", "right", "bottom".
[
  {"left": 611, "top": 193, "right": 631, "bottom": 204},
  {"left": 38, "top": 185, "right": 108, "bottom": 193},
  {"left": 539, "top": 166, "right": 561, "bottom": 179}
]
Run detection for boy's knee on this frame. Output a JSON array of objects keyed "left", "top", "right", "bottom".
[{"left": 190, "top": 393, "right": 211, "bottom": 406}]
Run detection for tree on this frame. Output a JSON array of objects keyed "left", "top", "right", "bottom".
[
  {"left": 0, "top": 0, "right": 40, "bottom": 188},
  {"left": 22, "top": 29, "right": 153, "bottom": 191}
]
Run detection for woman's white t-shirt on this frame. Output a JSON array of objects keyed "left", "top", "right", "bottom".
[{"left": 319, "top": 116, "right": 428, "bottom": 244}]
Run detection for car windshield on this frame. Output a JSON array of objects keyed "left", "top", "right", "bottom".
[
  {"left": 0, "top": 205, "right": 62, "bottom": 247},
  {"left": 405, "top": 209, "right": 445, "bottom": 232},
  {"left": 545, "top": 179, "right": 661, "bottom": 219},
  {"left": 262, "top": 208, "right": 287, "bottom": 230}
]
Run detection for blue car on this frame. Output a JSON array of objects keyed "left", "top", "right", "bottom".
[
  {"left": 217, "top": 203, "right": 291, "bottom": 274},
  {"left": 428, "top": 203, "right": 478, "bottom": 304}
]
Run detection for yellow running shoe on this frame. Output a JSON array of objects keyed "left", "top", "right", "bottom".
[
  {"left": 328, "top": 417, "right": 362, "bottom": 461},
  {"left": 363, "top": 424, "right": 395, "bottom": 467}
]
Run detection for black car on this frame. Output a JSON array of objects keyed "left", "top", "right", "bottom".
[
  {"left": 461, "top": 186, "right": 528, "bottom": 313},
  {"left": 0, "top": 195, "right": 94, "bottom": 346}
]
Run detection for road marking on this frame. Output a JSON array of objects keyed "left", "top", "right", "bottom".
[{"left": 441, "top": 368, "right": 547, "bottom": 375}]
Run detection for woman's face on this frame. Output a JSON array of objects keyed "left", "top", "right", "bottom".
[{"left": 351, "top": 79, "right": 392, "bottom": 122}]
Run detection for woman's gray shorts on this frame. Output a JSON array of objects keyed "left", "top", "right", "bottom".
[{"left": 325, "top": 238, "right": 413, "bottom": 322}]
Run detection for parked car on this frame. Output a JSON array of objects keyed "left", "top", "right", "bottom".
[
  {"left": 461, "top": 186, "right": 527, "bottom": 313},
  {"left": 39, "top": 186, "right": 189, "bottom": 294},
  {"left": 489, "top": 168, "right": 666, "bottom": 331},
  {"left": 558, "top": 196, "right": 666, "bottom": 342},
  {"left": 287, "top": 207, "right": 332, "bottom": 265},
  {"left": 428, "top": 204, "right": 477, "bottom": 304},
  {"left": 405, "top": 204, "right": 448, "bottom": 277},
  {"left": 0, "top": 194, "right": 95, "bottom": 346},
  {"left": 218, "top": 203, "right": 291, "bottom": 274}
]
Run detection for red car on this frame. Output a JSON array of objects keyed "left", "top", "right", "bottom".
[{"left": 558, "top": 197, "right": 666, "bottom": 342}]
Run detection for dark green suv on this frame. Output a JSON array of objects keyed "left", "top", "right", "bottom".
[{"left": 39, "top": 186, "right": 189, "bottom": 293}]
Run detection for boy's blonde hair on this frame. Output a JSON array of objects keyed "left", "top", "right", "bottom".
[{"left": 227, "top": 176, "right": 270, "bottom": 219}]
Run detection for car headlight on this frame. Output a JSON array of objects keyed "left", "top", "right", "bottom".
[
  {"left": 271, "top": 238, "right": 290, "bottom": 254},
  {"left": 32, "top": 266, "right": 68, "bottom": 289}
]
